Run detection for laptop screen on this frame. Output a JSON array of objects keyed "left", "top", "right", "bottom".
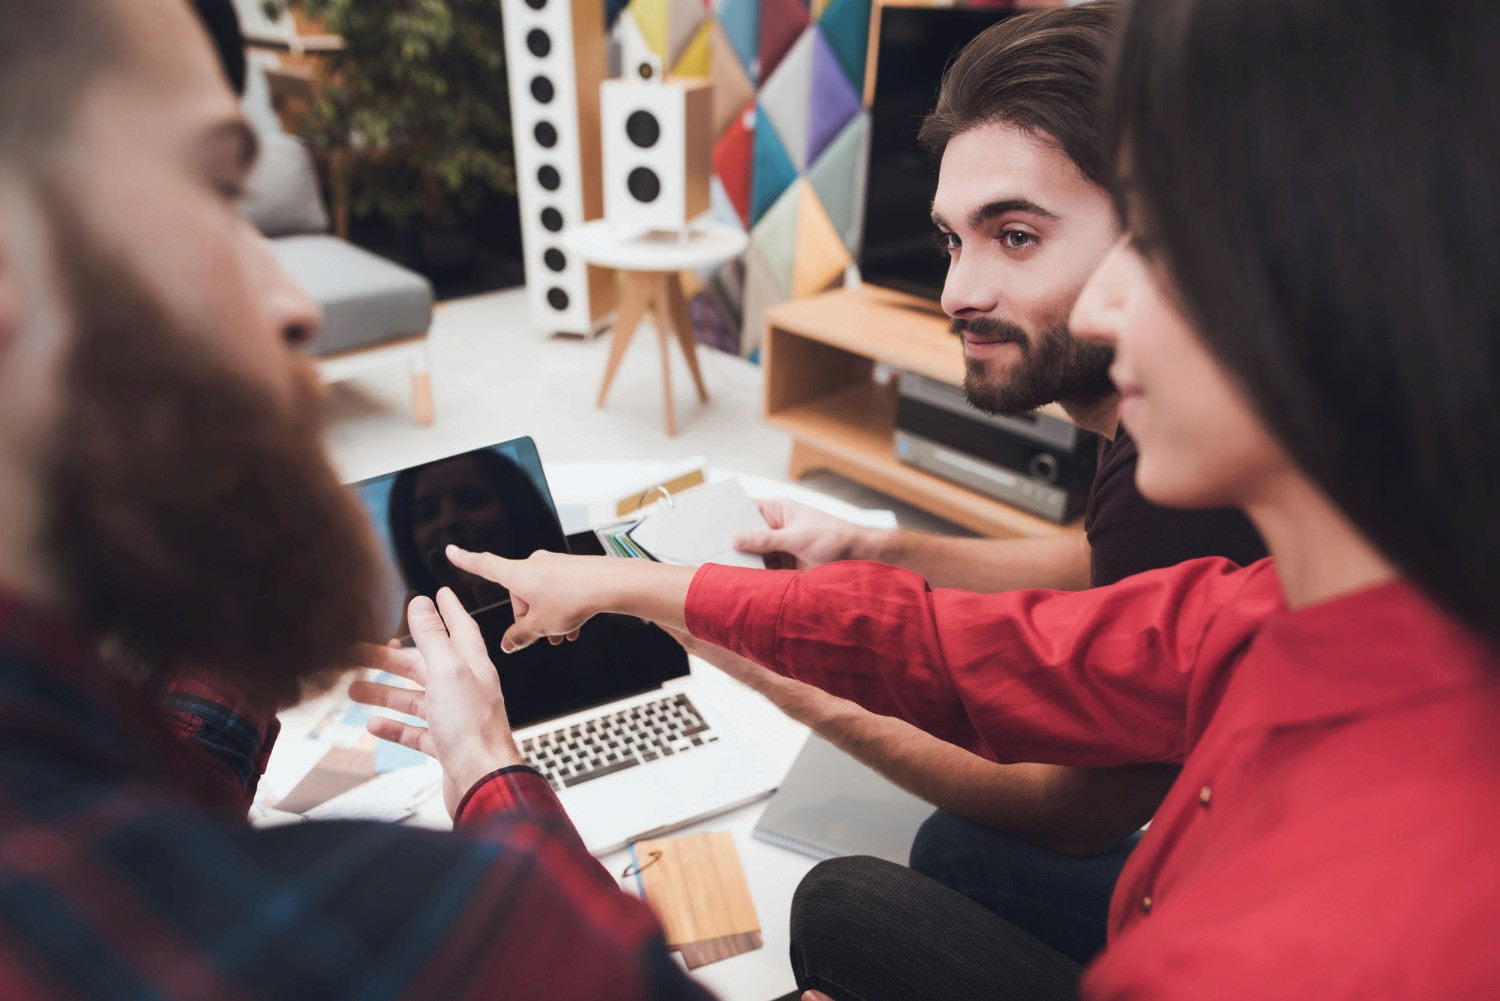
[{"left": 351, "top": 436, "right": 688, "bottom": 729}]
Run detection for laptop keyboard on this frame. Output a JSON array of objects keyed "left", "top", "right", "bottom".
[{"left": 519, "top": 693, "right": 719, "bottom": 792}]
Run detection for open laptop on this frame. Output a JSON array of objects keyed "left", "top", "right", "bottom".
[{"left": 350, "top": 435, "right": 776, "bottom": 855}]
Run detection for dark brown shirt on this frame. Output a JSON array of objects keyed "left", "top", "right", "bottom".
[{"left": 1084, "top": 428, "right": 1266, "bottom": 588}]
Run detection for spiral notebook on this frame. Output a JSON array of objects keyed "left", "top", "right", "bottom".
[{"left": 751, "top": 735, "right": 935, "bottom": 865}]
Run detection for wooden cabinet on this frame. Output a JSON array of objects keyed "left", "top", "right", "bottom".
[{"left": 762, "top": 283, "right": 1085, "bottom": 539}]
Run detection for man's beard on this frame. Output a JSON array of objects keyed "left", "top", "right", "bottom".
[
  {"left": 956, "top": 316, "right": 1116, "bottom": 416},
  {"left": 40, "top": 200, "right": 386, "bottom": 708}
]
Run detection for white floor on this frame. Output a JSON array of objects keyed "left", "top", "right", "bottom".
[{"left": 322, "top": 287, "right": 969, "bottom": 538}]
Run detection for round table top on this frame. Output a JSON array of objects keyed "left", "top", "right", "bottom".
[{"left": 561, "top": 219, "right": 749, "bottom": 272}]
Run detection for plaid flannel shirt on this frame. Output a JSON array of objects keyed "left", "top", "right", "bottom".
[{"left": 0, "top": 590, "right": 710, "bottom": 1000}]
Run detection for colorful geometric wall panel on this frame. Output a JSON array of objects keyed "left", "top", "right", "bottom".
[
  {"left": 749, "top": 179, "right": 800, "bottom": 297},
  {"left": 614, "top": 0, "right": 880, "bottom": 357},
  {"left": 712, "top": 105, "right": 754, "bottom": 225},
  {"left": 758, "top": 0, "right": 810, "bottom": 82},
  {"left": 750, "top": 108, "right": 797, "bottom": 225},
  {"left": 689, "top": 257, "right": 746, "bottom": 356},
  {"left": 667, "top": 0, "right": 708, "bottom": 67},
  {"left": 673, "top": 20, "right": 714, "bottom": 77},
  {"left": 717, "top": 0, "right": 761, "bottom": 81},
  {"left": 741, "top": 244, "right": 788, "bottom": 358},
  {"left": 793, "top": 182, "right": 852, "bottom": 297},
  {"left": 708, "top": 21, "right": 757, "bottom": 136},
  {"left": 709, "top": 175, "right": 742, "bottom": 230},
  {"left": 819, "top": 0, "right": 872, "bottom": 96},
  {"left": 808, "top": 110, "right": 869, "bottom": 251},
  {"left": 631, "top": 0, "right": 670, "bottom": 62},
  {"left": 757, "top": 27, "right": 818, "bottom": 170},
  {"left": 807, "top": 29, "right": 861, "bottom": 164}
]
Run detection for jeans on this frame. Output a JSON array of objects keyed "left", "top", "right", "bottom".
[
  {"left": 909, "top": 809, "right": 1142, "bottom": 965},
  {"left": 789, "top": 855, "right": 1081, "bottom": 1001}
]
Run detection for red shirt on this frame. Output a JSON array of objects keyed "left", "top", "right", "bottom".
[{"left": 686, "top": 557, "right": 1500, "bottom": 999}]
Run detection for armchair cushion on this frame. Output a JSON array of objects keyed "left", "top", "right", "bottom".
[{"left": 270, "top": 235, "right": 434, "bottom": 357}]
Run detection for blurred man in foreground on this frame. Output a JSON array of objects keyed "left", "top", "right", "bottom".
[{"left": 0, "top": 1, "right": 704, "bottom": 995}]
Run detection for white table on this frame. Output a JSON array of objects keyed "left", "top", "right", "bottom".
[
  {"left": 564, "top": 220, "right": 749, "bottom": 437},
  {"left": 260, "top": 462, "right": 896, "bottom": 1001}
]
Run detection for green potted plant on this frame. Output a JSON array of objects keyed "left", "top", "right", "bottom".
[{"left": 264, "top": 0, "right": 517, "bottom": 276}]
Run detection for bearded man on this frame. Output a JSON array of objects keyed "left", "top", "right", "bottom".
[
  {"left": 0, "top": 1, "right": 706, "bottom": 996},
  {"left": 680, "top": 3, "right": 1268, "bottom": 970}
]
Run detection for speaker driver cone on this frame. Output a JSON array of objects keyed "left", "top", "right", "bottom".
[
  {"left": 627, "top": 167, "right": 661, "bottom": 203},
  {"left": 625, "top": 110, "right": 661, "bottom": 148}
]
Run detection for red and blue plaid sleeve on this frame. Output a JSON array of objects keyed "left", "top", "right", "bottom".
[
  {"left": 158, "top": 672, "right": 280, "bottom": 816},
  {"left": 454, "top": 765, "right": 614, "bottom": 887}
]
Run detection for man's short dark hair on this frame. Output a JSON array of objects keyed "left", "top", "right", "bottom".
[
  {"left": 918, "top": 2, "right": 1117, "bottom": 188},
  {"left": 0, "top": 0, "right": 117, "bottom": 161}
]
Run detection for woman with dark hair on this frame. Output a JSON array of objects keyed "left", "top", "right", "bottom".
[
  {"left": 387, "top": 449, "right": 562, "bottom": 610},
  {"left": 358, "top": 0, "right": 1500, "bottom": 996}
]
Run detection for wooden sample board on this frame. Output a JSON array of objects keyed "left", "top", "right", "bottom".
[{"left": 632, "top": 831, "right": 762, "bottom": 969}]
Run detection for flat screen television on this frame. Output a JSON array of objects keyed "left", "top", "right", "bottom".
[{"left": 858, "top": 7, "right": 1025, "bottom": 303}]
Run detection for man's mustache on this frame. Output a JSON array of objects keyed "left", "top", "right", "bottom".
[{"left": 952, "top": 318, "right": 1030, "bottom": 350}]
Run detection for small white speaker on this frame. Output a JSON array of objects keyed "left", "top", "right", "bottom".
[
  {"left": 501, "top": 0, "right": 615, "bottom": 336},
  {"left": 600, "top": 77, "right": 713, "bottom": 239}
]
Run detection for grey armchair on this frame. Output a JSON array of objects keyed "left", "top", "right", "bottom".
[{"left": 240, "top": 58, "right": 437, "bottom": 424}]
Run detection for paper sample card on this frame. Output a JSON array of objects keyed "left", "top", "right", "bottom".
[{"left": 627, "top": 478, "right": 769, "bottom": 569}]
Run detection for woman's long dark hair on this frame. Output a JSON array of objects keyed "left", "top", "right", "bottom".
[
  {"left": 1110, "top": 0, "right": 1500, "bottom": 649},
  {"left": 388, "top": 450, "right": 562, "bottom": 598}
]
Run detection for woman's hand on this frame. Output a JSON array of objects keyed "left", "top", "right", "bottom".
[
  {"left": 348, "top": 589, "right": 524, "bottom": 817},
  {"left": 445, "top": 546, "right": 697, "bottom": 653}
]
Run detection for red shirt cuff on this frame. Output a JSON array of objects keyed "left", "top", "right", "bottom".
[{"left": 454, "top": 766, "right": 571, "bottom": 828}]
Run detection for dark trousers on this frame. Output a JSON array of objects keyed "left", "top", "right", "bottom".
[
  {"left": 909, "top": 809, "right": 1141, "bottom": 965},
  {"left": 789, "top": 855, "right": 1081, "bottom": 1001}
]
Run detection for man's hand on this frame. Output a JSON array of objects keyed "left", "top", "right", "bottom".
[
  {"left": 348, "top": 589, "right": 524, "bottom": 817},
  {"left": 446, "top": 546, "right": 696, "bottom": 652},
  {"left": 734, "top": 498, "right": 874, "bottom": 570}
]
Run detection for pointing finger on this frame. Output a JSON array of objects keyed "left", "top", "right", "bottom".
[{"left": 446, "top": 545, "right": 516, "bottom": 586}]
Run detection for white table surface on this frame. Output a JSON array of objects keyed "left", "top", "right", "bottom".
[
  {"left": 261, "top": 461, "right": 897, "bottom": 1001},
  {"left": 562, "top": 219, "right": 750, "bottom": 272}
]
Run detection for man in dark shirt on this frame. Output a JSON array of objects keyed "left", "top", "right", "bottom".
[
  {"left": 703, "top": 4, "right": 1266, "bottom": 969},
  {"left": 0, "top": 0, "right": 707, "bottom": 995}
]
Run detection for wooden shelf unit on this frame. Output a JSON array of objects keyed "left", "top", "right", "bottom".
[{"left": 762, "top": 284, "right": 1085, "bottom": 540}]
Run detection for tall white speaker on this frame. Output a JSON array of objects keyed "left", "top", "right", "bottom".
[
  {"left": 501, "top": 0, "right": 615, "bottom": 335},
  {"left": 600, "top": 77, "right": 712, "bottom": 239}
]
